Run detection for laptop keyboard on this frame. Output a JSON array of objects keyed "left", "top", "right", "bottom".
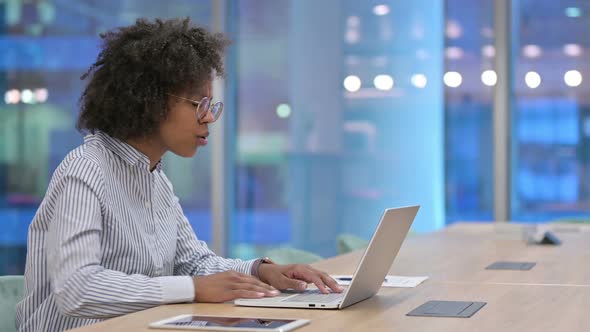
[{"left": 284, "top": 289, "right": 344, "bottom": 303}]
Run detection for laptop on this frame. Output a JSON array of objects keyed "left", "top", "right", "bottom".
[{"left": 234, "top": 205, "right": 420, "bottom": 310}]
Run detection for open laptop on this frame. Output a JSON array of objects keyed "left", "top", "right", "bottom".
[{"left": 234, "top": 205, "right": 419, "bottom": 310}]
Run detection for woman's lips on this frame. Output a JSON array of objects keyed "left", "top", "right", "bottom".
[{"left": 197, "top": 136, "right": 208, "bottom": 146}]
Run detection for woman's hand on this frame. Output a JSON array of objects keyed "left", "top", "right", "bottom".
[
  {"left": 193, "top": 271, "right": 280, "bottom": 302},
  {"left": 258, "top": 264, "right": 344, "bottom": 294}
]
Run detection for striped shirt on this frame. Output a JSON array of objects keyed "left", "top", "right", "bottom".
[{"left": 16, "top": 131, "right": 257, "bottom": 332}]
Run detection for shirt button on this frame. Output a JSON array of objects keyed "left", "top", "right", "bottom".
[{"left": 145, "top": 201, "right": 151, "bottom": 209}]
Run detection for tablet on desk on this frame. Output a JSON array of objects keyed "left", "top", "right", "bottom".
[{"left": 149, "top": 314, "right": 310, "bottom": 332}]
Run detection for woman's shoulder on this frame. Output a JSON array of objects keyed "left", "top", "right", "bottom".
[
  {"left": 55, "top": 139, "right": 110, "bottom": 180},
  {"left": 43, "top": 141, "right": 109, "bottom": 198}
]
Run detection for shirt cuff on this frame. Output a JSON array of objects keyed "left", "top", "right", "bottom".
[
  {"left": 232, "top": 259, "right": 258, "bottom": 276},
  {"left": 250, "top": 258, "right": 263, "bottom": 278},
  {"left": 157, "top": 276, "right": 194, "bottom": 303}
]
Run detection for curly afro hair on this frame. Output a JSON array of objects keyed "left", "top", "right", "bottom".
[{"left": 77, "top": 17, "right": 230, "bottom": 140}]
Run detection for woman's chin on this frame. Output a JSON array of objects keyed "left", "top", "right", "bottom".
[{"left": 173, "top": 147, "right": 198, "bottom": 158}]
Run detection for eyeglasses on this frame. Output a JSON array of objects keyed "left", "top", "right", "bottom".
[{"left": 168, "top": 93, "right": 223, "bottom": 123}]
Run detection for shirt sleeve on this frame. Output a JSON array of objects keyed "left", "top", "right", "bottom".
[
  {"left": 47, "top": 158, "right": 193, "bottom": 319},
  {"left": 171, "top": 197, "right": 258, "bottom": 278}
]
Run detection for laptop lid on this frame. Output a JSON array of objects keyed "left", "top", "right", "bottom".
[
  {"left": 339, "top": 205, "right": 419, "bottom": 308},
  {"left": 233, "top": 205, "right": 419, "bottom": 310}
]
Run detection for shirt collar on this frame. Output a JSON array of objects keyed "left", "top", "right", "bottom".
[{"left": 85, "top": 131, "right": 163, "bottom": 172}]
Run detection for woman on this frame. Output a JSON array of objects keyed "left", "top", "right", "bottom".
[{"left": 16, "top": 17, "right": 341, "bottom": 332}]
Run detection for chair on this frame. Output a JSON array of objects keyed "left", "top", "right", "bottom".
[
  {"left": 0, "top": 275, "right": 25, "bottom": 332},
  {"left": 336, "top": 234, "right": 369, "bottom": 254},
  {"left": 264, "top": 247, "right": 323, "bottom": 265}
]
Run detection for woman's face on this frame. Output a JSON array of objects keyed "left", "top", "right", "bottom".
[{"left": 158, "top": 81, "right": 216, "bottom": 158}]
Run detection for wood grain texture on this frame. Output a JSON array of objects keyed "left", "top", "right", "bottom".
[{"left": 69, "top": 223, "right": 590, "bottom": 331}]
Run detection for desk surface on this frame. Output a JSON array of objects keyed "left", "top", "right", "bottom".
[
  {"left": 396, "top": 222, "right": 590, "bottom": 285},
  {"left": 70, "top": 222, "right": 590, "bottom": 331},
  {"left": 69, "top": 282, "right": 590, "bottom": 332},
  {"left": 314, "top": 222, "right": 590, "bottom": 286}
]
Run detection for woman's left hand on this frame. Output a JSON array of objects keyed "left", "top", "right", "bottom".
[{"left": 257, "top": 263, "right": 344, "bottom": 294}]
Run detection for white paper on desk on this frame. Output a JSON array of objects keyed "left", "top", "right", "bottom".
[{"left": 331, "top": 275, "right": 428, "bottom": 288}]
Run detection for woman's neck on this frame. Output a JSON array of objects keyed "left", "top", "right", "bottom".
[{"left": 126, "top": 136, "right": 166, "bottom": 171}]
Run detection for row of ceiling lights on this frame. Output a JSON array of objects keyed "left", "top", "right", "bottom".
[
  {"left": 350, "top": 5, "right": 584, "bottom": 53},
  {"left": 368, "top": 5, "right": 582, "bottom": 21},
  {"left": 444, "top": 70, "right": 583, "bottom": 88},
  {"left": 446, "top": 44, "right": 584, "bottom": 60},
  {"left": 4, "top": 89, "right": 49, "bottom": 104},
  {"left": 343, "top": 70, "right": 583, "bottom": 91},
  {"left": 343, "top": 74, "right": 427, "bottom": 91}
]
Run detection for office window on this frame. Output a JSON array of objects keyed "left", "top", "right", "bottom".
[
  {"left": 511, "top": 1, "right": 590, "bottom": 221},
  {"left": 444, "top": 0, "right": 494, "bottom": 223},
  {"left": 230, "top": 0, "right": 444, "bottom": 259},
  {"left": 0, "top": 0, "right": 213, "bottom": 275}
]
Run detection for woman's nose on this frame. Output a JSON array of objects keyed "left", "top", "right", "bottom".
[{"left": 200, "top": 110, "right": 215, "bottom": 124}]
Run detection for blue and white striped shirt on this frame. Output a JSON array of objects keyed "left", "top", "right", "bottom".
[{"left": 16, "top": 131, "right": 257, "bottom": 332}]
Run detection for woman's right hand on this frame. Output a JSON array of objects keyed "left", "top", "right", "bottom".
[{"left": 192, "top": 271, "right": 280, "bottom": 302}]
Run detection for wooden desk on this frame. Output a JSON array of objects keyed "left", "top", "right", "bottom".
[
  {"left": 318, "top": 224, "right": 590, "bottom": 286},
  {"left": 70, "top": 223, "right": 590, "bottom": 331},
  {"left": 69, "top": 281, "right": 590, "bottom": 332},
  {"left": 392, "top": 223, "right": 590, "bottom": 286}
]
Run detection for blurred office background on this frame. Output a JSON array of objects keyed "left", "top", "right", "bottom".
[{"left": 0, "top": 0, "right": 588, "bottom": 274}]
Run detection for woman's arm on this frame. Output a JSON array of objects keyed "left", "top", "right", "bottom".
[
  {"left": 171, "top": 200, "right": 256, "bottom": 277},
  {"left": 47, "top": 159, "right": 194, "bottom": 319}
]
